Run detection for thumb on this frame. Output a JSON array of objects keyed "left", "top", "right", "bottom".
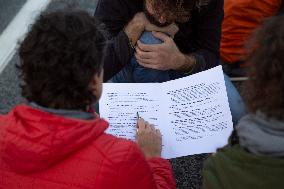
[
  {"left": 152, "top": 31, "right": 170, "bottom": 42},
  {"left": 94, "top": 112, "right": 100, "bottom": 118}
]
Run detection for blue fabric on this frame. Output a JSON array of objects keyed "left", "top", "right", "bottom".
[
  {"left": 111, "top": 31, "right": 185, "bottom": 83},
  {"left": 111, "top": 31, "right": 170, "bottom": 83},
  {"left": 223, "top": 74, "right": 246, "bottom": 125},
  {"left": 133, "top": 31, "right": 170, "bottom": 82},
  {"left": 110, "top": 31, "right": 246, "bottom": 125}
]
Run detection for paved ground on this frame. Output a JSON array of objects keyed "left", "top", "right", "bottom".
[
  {"left": 0, "top": 0, "right": 27, "bottom": 33},
  {"left": 0, "top": 1, "right": 243, "bottom": 188},
  {"left": 0, "top": 0, "right": 98, "bottom": 114}
]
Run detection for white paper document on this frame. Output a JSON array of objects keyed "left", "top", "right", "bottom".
[{"left": 99, "top": 66, "right": 233, "bottom": 159}]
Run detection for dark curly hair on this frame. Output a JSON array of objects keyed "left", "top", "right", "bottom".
[
  {"left": 245, "top": 15, "right": 284, "bottom": 120},
  {"left": 18, "top": 9, "right": 107, "bottom": 110},
  {"left": 148, "top": 0, "right": 202, "bottom": 23}
]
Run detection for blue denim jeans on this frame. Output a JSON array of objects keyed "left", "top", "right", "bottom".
[{"left": 110, "top": 31, "right": 246, "bottom": 125}]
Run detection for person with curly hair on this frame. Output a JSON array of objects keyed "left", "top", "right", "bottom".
[
  {"left": 0, "top": 10, "right": 176, "bottom": 189},
  {"left": 202, "top": 15, "right": 284, "bottom": 189},
  {"left": 95, "top": 0, "right": 246, "bottom": 125}
]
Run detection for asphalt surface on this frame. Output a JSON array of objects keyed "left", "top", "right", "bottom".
[
  {"left": 0, "top": 0, "right": 98, "bottom": 114},
  {"left": 0, "top": 1, "right": 211, "bottom": 188},
  {"left": 0, "top": 0, "right": 27, "bottom": 34}
]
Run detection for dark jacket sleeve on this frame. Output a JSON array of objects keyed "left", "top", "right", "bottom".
[
  {"left": 191, "top": 0, "right": 224, "bottom": 73},
  {"left": 95, "top": 0, "right": 135, "bottom": 81},
  {"left": 277, "top": 0, "right": 284, "bottom": 15}
]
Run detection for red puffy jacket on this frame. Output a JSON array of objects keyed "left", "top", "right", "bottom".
[{"left": 0, "top": 105, "right": 176, "bottom": 189}]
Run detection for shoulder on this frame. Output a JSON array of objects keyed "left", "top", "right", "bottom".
[
  {"left": 194, "top": 0, "right": 223, "bottom": 15},
  {"left": 95, "top": 0, "right": 143, "bottom": 28},
  {"left": 203, "top": 144, "right": 263, "bottom": 173},
  {"left": 0, "top": 114, "right": 6, "bottom": 127},
  {"left": 96, "top": 0, "right": 142, "bottom": 11},
  {"left": 202, "top": 145, "right": 244, "bottom": 188},
  {"left": 111, "top": 137, "right": 144, "bottom": 161},
  {"left": 95, "top": 134, "right": 145, "bottom": 163},
  {"left": 203, "top": 145, "right": 284, "bottom": 189},
  {"left": 205, "top": 145, "right": 244, "bottom": 164}
]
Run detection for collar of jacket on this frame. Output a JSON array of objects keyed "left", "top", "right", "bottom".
[
  {"left": 236, "top": 111, "right": 284, "bottom": 157},
  {"left": 29, "top": 102, "right": 96, "bottom": 120}
]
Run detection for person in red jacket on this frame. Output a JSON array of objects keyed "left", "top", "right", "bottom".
[{"left": 0, "top": 10, "right": 176, "bottom": 189}]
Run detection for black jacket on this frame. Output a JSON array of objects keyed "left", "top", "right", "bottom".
[{"left": 95, "top": 0, "right": 224, "bottom": 81}]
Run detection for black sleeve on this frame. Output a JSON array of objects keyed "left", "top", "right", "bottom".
[
  {"left": 95, "top": 0, "right": 135, "bottom": 81},
  {"left": 277, "top": 0, "right": 284, "bottom": 15},
  {"left": 191, "top": 0, "right": 224, "bottom": 73}
]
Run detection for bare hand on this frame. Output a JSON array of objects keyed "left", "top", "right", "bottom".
[
  {"left": 145, "top": 22, "right": 179, "bottom": 38},
  {"left": 135, "top": 31, "right": 186, "bottom": 71},
  {"left": 135, "top": 12, "right": 179, "bottom": 37},
  {"left": 124, "top": 12, "right": 146, "bottom": 46},
  {"left": 94, "top": 112, "right": 100, "bottom": 118},
  {"left": 136, "top": 118, "right": 162, "bottom": 158}
]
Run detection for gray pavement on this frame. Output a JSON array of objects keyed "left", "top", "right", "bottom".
[
  {"left": 0, "top": 0, "right": 210, "bottom": 188},
  {"left": 0, "top": 0, "right": 98, "bottom": 113},
  {"left": 0, "top": 54, "right": 23, "bottom": 114},
  {"left": 0, "top": 0, "right": 27, "bottom": 33}
]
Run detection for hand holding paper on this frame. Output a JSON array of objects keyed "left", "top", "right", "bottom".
[{"left": 136, "top": 118, "right": 162, "bottom": 158}]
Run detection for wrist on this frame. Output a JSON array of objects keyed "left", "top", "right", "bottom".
[
  {"left": 176, "top": 53, "right": 196, "bottom": 73},
  {"left": 124, "top": 14, "right": 145, "bottom": 46},
  {"left": 144, "top": 152, "right": 161, "bottom": 159}
]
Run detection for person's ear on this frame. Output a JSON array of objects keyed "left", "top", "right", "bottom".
[{"left": 89, "top": 71, "right": 103, "bottom": 99}]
